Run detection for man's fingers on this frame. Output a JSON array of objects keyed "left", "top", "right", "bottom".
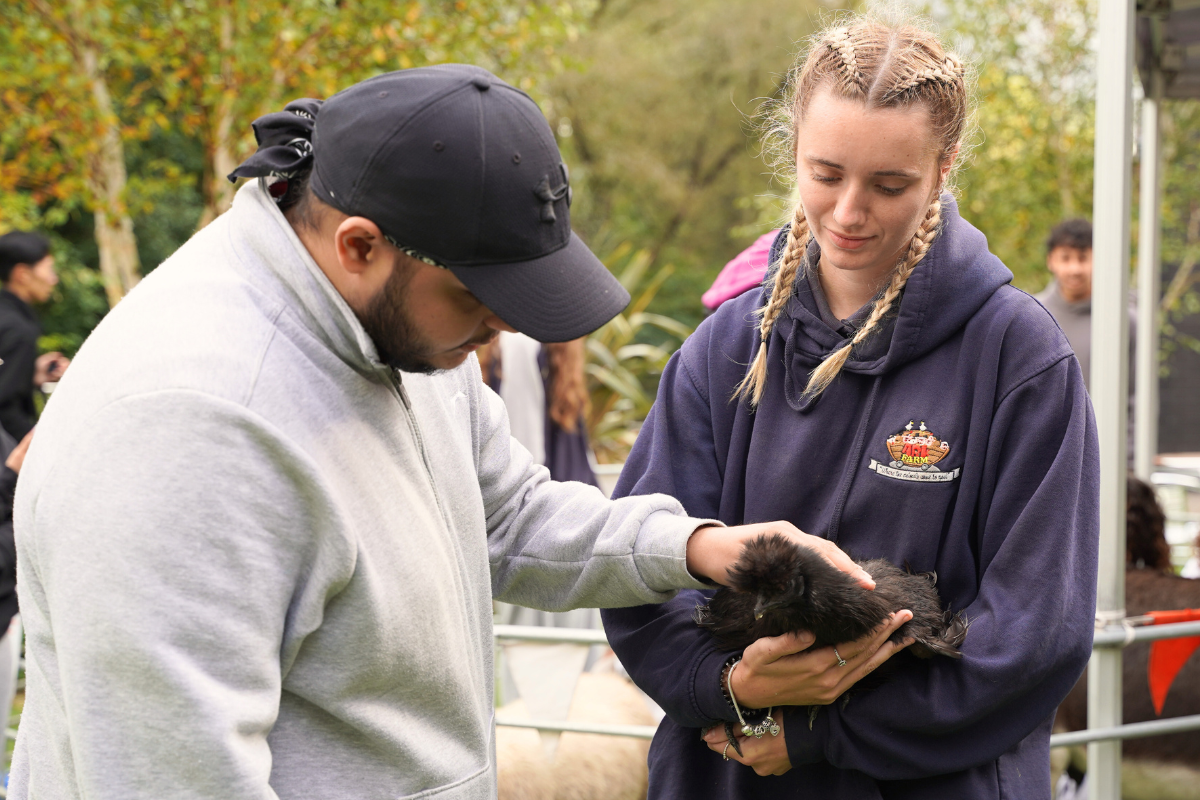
[{"left": 806, "top": 536, "right": 875, "bottom": 590}]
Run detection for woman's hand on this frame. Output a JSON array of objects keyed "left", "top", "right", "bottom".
[
  {"left": 702, "top": 714, "right": 792, "bottom": 776},
  {"left": 731, "top": 610, "right": 914, "bottom": 709}
]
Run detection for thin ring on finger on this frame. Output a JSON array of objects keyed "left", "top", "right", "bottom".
[
  {"left": 723, "top": 742, "right": 731, "bottom": 761},
  {"left": 832, "top": 645, "right": 848, "bottom": 667}
]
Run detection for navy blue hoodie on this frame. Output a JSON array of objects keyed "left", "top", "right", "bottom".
[{"left": 602, "top": 197, "right": 1099, "bottom": 799}]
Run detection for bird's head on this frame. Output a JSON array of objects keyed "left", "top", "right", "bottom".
[
  {"left": 729, "top": 533, "right": 812, "bottom": 619},
  {"left": 753, "top": 575, "right": 805, "bottom": 620}
]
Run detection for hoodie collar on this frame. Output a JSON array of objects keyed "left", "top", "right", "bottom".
[
  {"left": 225, "top": 181, "right": 390, "bottom": 379},
  {"left": 766, "top": 195, "right": 1012, "bottom": 410}
]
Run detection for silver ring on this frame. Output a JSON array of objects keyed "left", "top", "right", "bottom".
[
  {"left": 833, "top": 646, "right": 848, "bottom": 667},
  {"left": 723, "top": 742, "right": 731, "bottom": 760}
]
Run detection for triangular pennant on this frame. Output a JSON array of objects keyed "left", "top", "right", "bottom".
[{"left": 1146, "top": 609, "right": 1200, "bottom": 716}]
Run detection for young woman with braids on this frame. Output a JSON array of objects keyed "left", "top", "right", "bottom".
[{"left": 601, "top": 16, "right": 1099, "bottom": 799}]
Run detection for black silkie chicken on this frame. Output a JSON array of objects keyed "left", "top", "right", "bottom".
[{"left": 696, "top": 533, "right": 968, "bottom": 659}]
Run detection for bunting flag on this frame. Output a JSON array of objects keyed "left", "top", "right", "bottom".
[{"left": 1147, "top": 608, "right": 1200, "bottom": 716}]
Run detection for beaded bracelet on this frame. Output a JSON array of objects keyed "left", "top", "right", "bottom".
[{"left": 722, "top": 657, "right": 780, "bottom": 738}]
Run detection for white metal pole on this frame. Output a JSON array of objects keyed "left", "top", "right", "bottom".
[
  {"left": 1135, "top": 70, "right": 1163, "bottom": 481},
  {"left": 1089, "top": 0, "right": 1135, "bottom": 797}
]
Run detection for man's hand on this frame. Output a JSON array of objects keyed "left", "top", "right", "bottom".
[
  {"left": 5, "top": 429, "right": 35, "bottom": 474},
  {"left": 34, "top": 352, "right": 68, "bottom": 386},
  {"left": 684, "top": 521, "right": 875, "bottom": 590}
]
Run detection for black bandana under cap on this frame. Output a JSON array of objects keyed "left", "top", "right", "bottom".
[{"left": 227, "top": 98, "right": 324, "bottom": 183}]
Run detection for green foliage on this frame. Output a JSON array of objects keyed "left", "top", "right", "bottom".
[
  {"left": 1156, "top": 100, "right": 1200, "bottom": 364},
  {"left": 586, "top": 244, "right": 693, "bottom": 463},
  {"left": 549, "top": 0, "right": 843, "bottom": 331},
  {"left": 37, "top": 263, "right": 109, "bottom": 358},
  {"left": 2, "top": 0, "right": 595, "bottom": 351},
  {"left": 933, "top": 0, "right": 1096, "bottom": 292}
]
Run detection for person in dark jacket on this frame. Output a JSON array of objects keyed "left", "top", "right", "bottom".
[
  {"left": 0, "top": 424, "right": 32, "bottom": 736},
  {"left": 602, "top": 15, "right": 1099, "bottom": 800},
  {"left": 0, "top": 231, "right": 69, "bottom": 438}
]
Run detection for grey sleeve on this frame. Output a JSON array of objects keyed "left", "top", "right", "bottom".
[
  {"left": 19, "top": 392, "right": 349, "bottom": 800},
  {"left": 468, "top": 370, "right": 713, "bottom": 611}
]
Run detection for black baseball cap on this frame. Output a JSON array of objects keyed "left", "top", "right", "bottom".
[{"left": 308, "top": 64, "right": 628, "bottom": 343}]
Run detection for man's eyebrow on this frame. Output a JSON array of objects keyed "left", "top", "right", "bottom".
[{"left": 805, "top": 156, "right": 922, "bottom": 179}]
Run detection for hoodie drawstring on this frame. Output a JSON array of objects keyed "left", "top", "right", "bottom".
[{"left": 824, "top": 375, "right": 882, "bottom": 544}]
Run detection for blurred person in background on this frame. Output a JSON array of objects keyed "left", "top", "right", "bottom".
[
  {"left": 1035, "top": 218, "right": 1136, "bottom": 461},
  {"left": 0, "top": 231, "right": 69, "bottom": 439},
  {"left": 1184, "top": 530, "right": 1200, "bottom": 579},
  {"left": 1035, "top": 219, "right": 1096, "bottom": 386},
  {"left": 1126, "top": 476, "right": 1172, "bottom": 573},
  {"left": 479, "top": 333, "right": 597, "bottom": 487},
  {"left": 0, "top": 423, "right": 32, "bottom": 760},
  {"left": 701, "top": 229, "right": 779, "bottom": 313}
]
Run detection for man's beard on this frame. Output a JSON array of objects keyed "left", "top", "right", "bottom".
[{"left": 359, "top": 256, "right": 441, "bottom": 374}]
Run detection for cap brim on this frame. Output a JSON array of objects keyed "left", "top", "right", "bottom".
[{"left": 447, "top": 232, "right": 630, "bottom": 342}]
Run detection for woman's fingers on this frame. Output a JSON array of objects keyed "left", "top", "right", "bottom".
[
  {"left": 836, "top": 610, "right": 914, "bottom": 691},
  {"left": 840, "top": 610, "right": 913, "bottom": 662},
  {"left": 702, "top": 721, "right": 792, "bottom": 776},
  {"left": 749, "top": 629, "right": 816, "bottom": 663}
]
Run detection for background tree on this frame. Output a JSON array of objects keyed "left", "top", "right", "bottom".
[
  {"left": 0, "top": 0, "right": 158, "bottom": 304},
  {"left": 0, "top": 0, "right": 593, "bottom": 315},
  {"left": 1156, "top": 100, "right": 1200, "bottom": 363},
  {"left": 933, "top": 0, "right": 1097, "bottom": 290},
  {"left": 146, "top": 0, "right": 592, "bottom": 228},
  {"left": 548, "top": 0, "right": 847, "bottom": 328}
]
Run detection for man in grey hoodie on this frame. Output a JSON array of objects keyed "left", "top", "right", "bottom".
[{"left": 10, "top": 66, "right": 885, "bottom": 800}]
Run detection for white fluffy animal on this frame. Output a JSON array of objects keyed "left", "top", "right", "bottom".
[{"left": 496, "top": 671, "right": 656, "bottom": 800}]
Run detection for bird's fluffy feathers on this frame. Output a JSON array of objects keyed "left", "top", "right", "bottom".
[{"left": 695, "top": 534, "right": 968, "bottom": 659}]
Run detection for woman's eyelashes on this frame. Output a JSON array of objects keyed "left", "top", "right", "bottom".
[{"left": 809, "top": 172, "right": 908, "bottom": 196}]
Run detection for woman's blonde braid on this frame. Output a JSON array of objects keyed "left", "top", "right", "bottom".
[
  {"left": 824, "top": 27, "right": 864, "bottom": 94},
  {"left": 885, "top": 56, "right": 965, "bottom": 99},
  {"left": 802, "top": 197, "right": 943, "bottom": 399},
  {"left": 734, "top": 202, "right": 811, "bottom": 406}
]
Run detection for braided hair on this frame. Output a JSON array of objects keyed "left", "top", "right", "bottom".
[{"left": 738, "top": 18, "right": 969, "bottom": 405}]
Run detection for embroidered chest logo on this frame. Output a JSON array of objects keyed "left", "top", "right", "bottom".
[{"left": 868, "top": 420, "right": 961, "bottom": 483}]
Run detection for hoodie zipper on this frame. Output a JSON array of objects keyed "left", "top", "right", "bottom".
[
  {"left": 390, "top": 372, "right": 451, "bottom": 528},
  {"left": 825, "top": 375, "right": 883, "bottom": 544}
]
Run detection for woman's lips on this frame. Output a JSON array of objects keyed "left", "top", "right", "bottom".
[{"left": 827, "top": 229, "right": 873, "bottom": 250}]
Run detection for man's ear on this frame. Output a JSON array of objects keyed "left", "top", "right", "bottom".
[
  {"left": 333, "top": 217, "right": 389, "bottom": 277},
  {"left": 6, "top": 263, "right": 30, "bottom": 290}
]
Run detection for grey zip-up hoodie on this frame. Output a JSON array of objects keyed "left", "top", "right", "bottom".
[{"left": 11, "top": 181, "right": 710, "bottom": 799}]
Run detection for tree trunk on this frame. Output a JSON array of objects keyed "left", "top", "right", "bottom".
[
  {"left": 31, "top": 0, "right": 141, "bottom": 305},
  {"left": 82, "top": 37, "right": 140, "bottom": 306},
  {"left": 198, "top": 3, "right": 237, "bottom": 230}
]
